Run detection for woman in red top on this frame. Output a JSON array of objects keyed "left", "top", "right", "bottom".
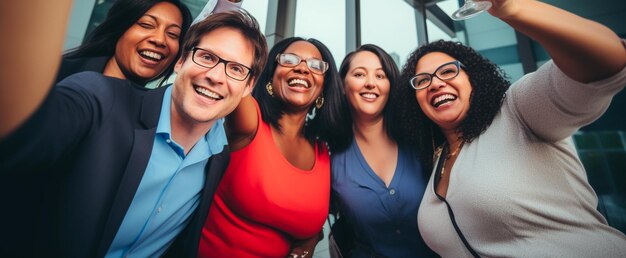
[{"left": 197, "top": 37, "right": 348, "bottom": 257}]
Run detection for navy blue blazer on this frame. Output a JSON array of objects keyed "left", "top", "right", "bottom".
[
  {"left": 0, "top": 72, "right": 229, "bottom": 257},
  {"left": 55, "top": 56, "right": 110, "bottom": 84}
]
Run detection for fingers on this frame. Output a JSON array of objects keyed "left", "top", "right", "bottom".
[{"left": 485, "top": 0, "right": 523, "bottom": 19}]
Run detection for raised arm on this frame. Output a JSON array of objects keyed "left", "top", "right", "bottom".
[
  {"left": 489, "top": 0, "right": 626, "bottom": 83},
  {"left": 224, "top": 95, "right": 259, "bottom": 151},
  {"left": 0, "top": 0, "right": 73, "bottom": 138},
  {"left": 490, "top": 0, "right": 626, "bottom": 141}
]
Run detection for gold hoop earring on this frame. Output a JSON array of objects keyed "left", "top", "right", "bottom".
[
  {"left": 315, "top": 95, "right": 324, "bottom": 109},
  {"left": 266, "top": 82, "right": 274, "bottom": 96}
]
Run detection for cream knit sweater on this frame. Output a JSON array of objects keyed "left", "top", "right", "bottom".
[{"left": 418, "top": 59, "right": 626, "bottom": 258}]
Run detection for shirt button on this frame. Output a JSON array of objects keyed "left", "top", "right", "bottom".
[
  {"left": 389, "top": 188, "right": 396, "bottom": 195},
  {"left": 166, "top": 139, "right": 171, "bottom": 143},
  {"left": 157, "top": 207, "right": 162, "bottom": 214},
  {"left": 396, "top": 229, "right": 401, "bottom": 235}
]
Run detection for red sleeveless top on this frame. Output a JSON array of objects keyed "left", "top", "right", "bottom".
[{"left": 198, "top": 99, "right": 330, "bottom": 258}]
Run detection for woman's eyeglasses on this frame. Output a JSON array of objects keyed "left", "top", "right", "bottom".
[
  {"left": 410, "top": 60, "right": 464, "bottom": 90},
  {"left": 276, "top": 53, "right": 329, "bottom": 75}
]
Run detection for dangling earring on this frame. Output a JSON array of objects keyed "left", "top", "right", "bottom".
[
  {"left": 266, "top": 82, "right": 274, "bottom": 96},
  {"left": 306, "top": 95, "right": 324, "bottom": 126},
  {"left": 305, "top": 106, "right": 317, "bottom": 126},
  {"left": 315, "top": 95, "right": 324, "bottom": 109}
]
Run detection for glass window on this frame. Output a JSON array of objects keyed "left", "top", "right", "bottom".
[
  {"left": 360, "top": 0, "right": 418, "bottom": 68},
  {"left": 183, "top": 0, "right": 210, "bottom": 18},
  {"left": 242, "top": 0, "right": 268, "bottom": 33},
  {"left": 83, "top": 0, "right": 115, "bottom": 38},
  {"left": 427, "top": 20, "right": 456, "bottom": 42},
  {"left": 65, "top": 0, "right": 97, "bottom": 50},
  {"left": 428, "top": 0, "right": 461, "bottom": 43},
  {"left": 436, "top": 0, "right": 459, "bottom": 17},
  {"left": 294, "top": 0, "right": 346, "bottom": 67}
]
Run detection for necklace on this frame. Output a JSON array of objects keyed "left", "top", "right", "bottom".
[
  {"left": 440, "top": 141, "right": 464, "bottom": 178},
  {"left": 446, "top": 141, "right": 464, "bottom": 159}
]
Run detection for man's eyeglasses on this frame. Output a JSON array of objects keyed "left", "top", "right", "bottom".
[
  {"left": 409, "top": 60, "right": 464, "bottom": 90},
  {"left": 276, "top": 53, "right": 329, "bottom": 75},
  {"left": 191, "top": 47, "right": 252, "bottom": 81}
]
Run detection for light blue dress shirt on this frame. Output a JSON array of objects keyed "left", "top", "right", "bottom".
[{"left": 106, "top": 86, "right": 227, "bottom": 258}]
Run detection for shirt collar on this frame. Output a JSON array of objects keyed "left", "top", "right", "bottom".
[{"left": 156, "top": 87, "right": 174, "bottom": 136}]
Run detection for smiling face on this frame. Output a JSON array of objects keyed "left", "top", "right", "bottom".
[
  {"left": 106, "top": 1, "right": 183, "bottom": 83},
  {"left": 343, "top": 51, "right": 390, "bottom": 121},
  {"left": 271, "top": 41, "right": 325, "bottom": 113},
  {"left": 171, "top": 26, "right": 254, "bottom": 128},
  {"left": 415, "top": 52, "right": 472, "bottom": 131}
]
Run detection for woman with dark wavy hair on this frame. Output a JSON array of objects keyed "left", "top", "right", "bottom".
[
  {"left": 198, "top": 37, "right": 348, "bottom": 258},
  {"left": 57, "top": 0, "right": 193, "bottom": 86},
  {"left": 329, "top": 44, "right": 435, "bottom": 257},
  {"left": 396, "top": 0, "right": 626, "bottom": 257}
]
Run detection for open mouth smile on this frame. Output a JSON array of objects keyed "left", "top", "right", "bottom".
[
  {"left": 139, "top": 50, "right": 165, "bottom": 62},
  {"left": 431, "top": 93, "right": 457, "bottom": 108},
  {"left": 360, "top": 92, "right": 379, "bottom": 100},
  {"left": 194, "top": 85, "right": 223, "bottom": 100},
  {"left": 288, "top": 78, "right": 310, "bottom": 88}
]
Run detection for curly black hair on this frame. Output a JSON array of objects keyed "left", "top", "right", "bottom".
[{"left": 395, "top": 40, "right": 510, "bottom": 169}]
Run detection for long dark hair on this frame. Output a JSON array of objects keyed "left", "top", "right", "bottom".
[
  {"left": 64, "top": 0, "right": 192, "bottom": 85},
  {"left": 331, "top": 44, "right": 401, "bottom": 153},
  {"left": 252, "top": 37, "right": 348, "bottom": 149},
  {"left": 396, "top": 40, "right": 510, "bottom": 169}
]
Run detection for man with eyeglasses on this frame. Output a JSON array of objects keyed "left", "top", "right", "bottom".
[{"left": 0, "top": 2, "right": 267, "bottom": 257}]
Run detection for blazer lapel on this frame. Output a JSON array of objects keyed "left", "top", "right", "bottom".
[{"left": 96, "top": 86, "right": 167, "bottom": 257}]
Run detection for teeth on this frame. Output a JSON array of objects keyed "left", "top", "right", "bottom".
[
  {"left": 140, "top": 51, "right": 163, "bottom": 61},
  {"left": 432, "top": 94, "right": 456, "bottom": 107},
  {"left": 194, "top": 86, "right": 221, "bottom": 99},
  {"left": 288, "top": 78, "right": 309, "bottom": 88},
  {"left": 361, "top": 93, "right": 377, "bottom": 99}
]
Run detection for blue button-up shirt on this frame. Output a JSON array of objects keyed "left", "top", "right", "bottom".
[
  {"left": 106, "top": 87, "right": 227, "bottom": 258},
  {"left": 331, "top": 139, "right": 432, "bottom": 257}
]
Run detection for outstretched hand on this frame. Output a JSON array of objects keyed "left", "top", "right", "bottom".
[
  {"left": 0, "top": 0, "right": 72, "bottom": 138},
  {"left": 482, "top": 0, "right": 625, "bottom": 83},
  {"left": 484, "top": 0, "right": 524, "bottom": 19}
]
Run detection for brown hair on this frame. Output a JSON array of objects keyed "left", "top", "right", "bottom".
[{"left": 181, "top": 10, "right": 268, "bottom": 82}]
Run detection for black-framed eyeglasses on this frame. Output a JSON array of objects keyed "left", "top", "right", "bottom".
[
  {"left": 191, "top": 47, "right": 252, "bottom": 81},
  {"left": 276, "top": 53, "right": 329, "bottom": 75},
  {"left": 409, "top": 60, "right": 464, "bottom": 90}
]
